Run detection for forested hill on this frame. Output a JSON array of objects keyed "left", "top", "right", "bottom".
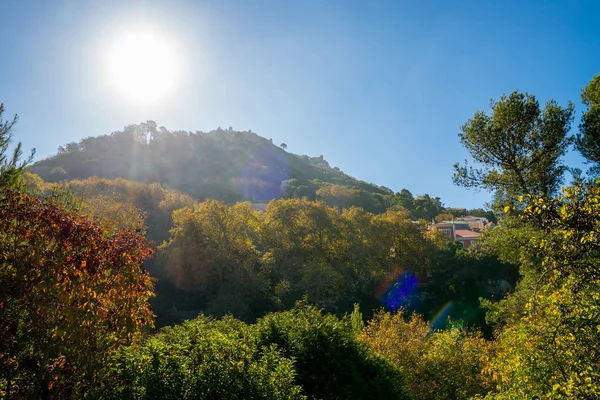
[{"left": 29, "top": 122, "right": 399, "bottom": 211}]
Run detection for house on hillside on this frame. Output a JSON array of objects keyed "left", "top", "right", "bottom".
[
  {"left": 454, "top": 229, "right": 480, "bottom": 248},
  {"left": 455, "top": 216, "right": 488, "bottom": 232},
  {"left": 430, "top": 221, "right": 481, "bottom": 248}
]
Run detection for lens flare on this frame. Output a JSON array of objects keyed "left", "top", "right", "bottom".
[
  {"left": 235, "top": 144, "right": 290, "bottom": 202},
  {"left": 429, "top": 301, "right": 454, "bottom": 331},
  {"left": 375, "top": 266, "right": 419, "bottom": 311}
]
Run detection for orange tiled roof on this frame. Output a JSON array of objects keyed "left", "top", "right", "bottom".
[{"left": 455, "top": 230, "right": 480, "bottom": 239}]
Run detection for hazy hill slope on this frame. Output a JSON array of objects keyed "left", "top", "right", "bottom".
[
  {"left": 23, "top": 173, "right": 197, "bottom": 245},
  {"left": 29, "top": 122, "right": 391, "bottom": 209}
]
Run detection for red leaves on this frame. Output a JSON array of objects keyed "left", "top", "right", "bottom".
[{"left": 0, "top": 188, "right": 155, "bottom": 394}]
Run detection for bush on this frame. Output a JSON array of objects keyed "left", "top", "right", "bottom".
[
  {"left": 93, "top": 315, "right": 305, "bottom": 400},
  {"left": 253, "top": 302, "right": 409, "bottom": 400},
  {"left": 0, "top": 189, "right": 154, "bottom": 398},
  {"left": 359, "top": 310, "right": 491, "bottom": 400}
]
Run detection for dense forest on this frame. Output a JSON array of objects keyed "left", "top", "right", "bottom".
[
  {"left": 1, "top": 73, "right": 600, "bottom": 399},
  {"left": 21, "top": 172, "right": 510, "bottom": 330}
]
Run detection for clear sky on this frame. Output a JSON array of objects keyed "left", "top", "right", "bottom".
[{"left": 1, "top": 0, "right": 598, "bottom": 208}]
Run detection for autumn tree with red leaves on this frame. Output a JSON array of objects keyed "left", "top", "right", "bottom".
[{"left": 0, "top": 189, "right": 155, "bottom": 398}]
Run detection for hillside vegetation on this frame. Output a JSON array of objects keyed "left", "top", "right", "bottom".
[
  {"left": 4, "top": 73, "right": 600, "bottom": 399},
  {"left": 30, "top": 125, "right": 388, "bottom": 206},
  {"left": 29, "top": 123, "right": 479, "bottom": 219}
]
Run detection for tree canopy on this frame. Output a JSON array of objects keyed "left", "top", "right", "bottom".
[
  {"left": 576, "top": 73, "right": 600, "bottom": 174},
  {"left": 453, "top": 91, "right": 574, "bottom": 206},
  {"left": 0, "top": 188, "right": 154, "bottom": 398}
]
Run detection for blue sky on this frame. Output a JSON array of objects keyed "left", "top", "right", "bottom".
[{"left": 1, "top": 0, "right": 598, "bottom": 208}]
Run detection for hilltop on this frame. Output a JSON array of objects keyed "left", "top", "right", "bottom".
[{"left": 29, "top": 122, "right": 400, "bottom": 211}]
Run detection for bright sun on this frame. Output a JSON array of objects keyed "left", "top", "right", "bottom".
[{"left": 108, "top": 31, "right": 178, "bottom": 104}]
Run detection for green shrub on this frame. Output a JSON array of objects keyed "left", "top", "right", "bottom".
[
  {"left": 253, "top": 301, "right": 410, "bottom": 400},
  {"left": 93, "top": 315, "right": 304, "bottom": 400}
]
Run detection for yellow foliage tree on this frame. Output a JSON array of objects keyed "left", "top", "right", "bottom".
[
  {"left": 479, "top": 183, "right": 600, "bottom": 399},
  {"left": 360, "top": 310, "right": 491, "bottom": 400}
]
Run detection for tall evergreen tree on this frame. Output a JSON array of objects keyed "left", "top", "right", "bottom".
[
  {"left": 0, "top": 103, "right": 35, "bottom": 188},
  {"left": 453, "top": 91, "right": 574, "bottom": 206},
  {"left": 576, "top": 73, "right": 600, "bottom": 174}
]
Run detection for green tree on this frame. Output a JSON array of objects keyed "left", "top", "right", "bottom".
[
  {"left": 409, "top": 194, "right": 443, "bottom": 221},
  {"left": 0, "top": 103, "right": 35, "bottom": 188},
  {"left": 474, "top": 214, "right": 546, "bottom": 327},
  {"left": 316, "top": 184, "right": 360, "bottom": 210},
  {"left": 576, "top": 73, "right": 600, "bottom": 174},
  {"left": 261, "top": 199, "right": 346, "bottom": 306},
  {"left": 453, "top": 91, "right": 574, "bottom": 206},
  {"left": 94, "top": 315, "right": 305, "bottom": 400},
  {"left": 391, "top": 188, "right": 415, "bottom": 211},
  {"left": 254, "top": 302, "right": 409, "bottom": 400},
  {"left": 56, "top": 177, "right": 196, "bottom": 243},
  {"left": 158, "top": 200, "right": 266, "bottom": 319},
  {"left": 424, "top": 242, "right": 518, "bottom": 329}
]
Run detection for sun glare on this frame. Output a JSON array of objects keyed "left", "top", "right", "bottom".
[{"left": 107, "top": 31, "right": 178, "bottom": 104}]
